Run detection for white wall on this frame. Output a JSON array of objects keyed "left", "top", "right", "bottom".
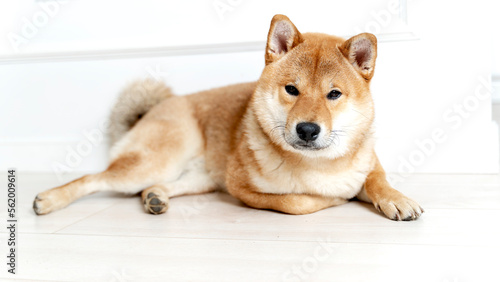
[
  {"left": 0, "top": 0, "right": 413, "bottom": 56},
  {"left": 0, "top": 0, "right": 498, "bottom": 183}
]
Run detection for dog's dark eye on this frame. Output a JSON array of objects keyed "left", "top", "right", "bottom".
[
  {"left": 285, "top": 85, "right": 299, "bottom": 96},
  {"left": 327, "top": 89, "right": 342, "bottom": 100}
]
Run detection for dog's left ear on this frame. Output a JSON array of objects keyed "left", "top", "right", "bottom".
[
  {"left": 265, "top": 14, "right": 304, "bottom": 65},
  {"left": 340, "top": 33, "right": 377, "bottom": 81}
]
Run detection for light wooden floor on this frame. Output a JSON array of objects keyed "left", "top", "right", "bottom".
[{"left": 0, "top": 172, "right": 499, "bottom": 282}]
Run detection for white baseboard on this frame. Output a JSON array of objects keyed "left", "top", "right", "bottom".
[{"left": 0, "top": 31, "right": 418, "bottom": 65}]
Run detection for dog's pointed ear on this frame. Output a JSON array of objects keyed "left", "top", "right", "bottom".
[
  {"left": 340, "top": 33, "right": 377, "bottom": 81},
  {"left": 265, "top": 14, "right": 304, "bottom": 65}
]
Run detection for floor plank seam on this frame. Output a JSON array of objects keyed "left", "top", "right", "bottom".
[
  {"left": 50, "top": 198, "right": 132, "bottom": 234},
  {"left": 26, "top": 232, "right": 500, "bottom": 248}
]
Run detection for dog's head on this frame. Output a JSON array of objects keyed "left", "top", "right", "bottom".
[{"left": 253, "top": 14, "right": 377, "bottom": 159}]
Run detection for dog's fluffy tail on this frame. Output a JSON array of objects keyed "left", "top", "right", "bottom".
[{"left": 108, "top": 79, "right": 174, "bottom": 145}]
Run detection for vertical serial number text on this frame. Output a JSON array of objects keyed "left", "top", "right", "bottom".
[{"left": 7, "top": 169, "right": 17, "bottom": 274}]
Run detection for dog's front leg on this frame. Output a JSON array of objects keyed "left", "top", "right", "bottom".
[
  {"left": 227, "top": 180, "right": 346, "bottom": 215},
  {"left": 357, "top": 154, "right": 424, "bottom": 221},
  {"left": 239, "top": 191, "right": 347, "bottom": 215}
]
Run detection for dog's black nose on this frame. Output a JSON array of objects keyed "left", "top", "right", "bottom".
[{"left": 296, "top": 122, "right": 321, "bottom": 141}]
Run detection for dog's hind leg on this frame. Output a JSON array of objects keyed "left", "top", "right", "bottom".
[
  {"left": 34, "top": 152, "right": 160, "bottom": 215},
  {"left": 142, "top": 157, "right": 217, "bottom": 215},
  {"left": 142, "top": 184, "right": 170, "bottom": 215},
  {"left": 34, "top": 97, "right": 204, "bottom": 215}
]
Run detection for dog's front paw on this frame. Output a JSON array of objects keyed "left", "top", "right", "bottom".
[{"left": 373, "top": 193, "right": 424, "bottom": 221}]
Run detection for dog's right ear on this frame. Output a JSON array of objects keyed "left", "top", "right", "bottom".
[{"left": 265, "top": 14, "right": 303, "bottom": 65}]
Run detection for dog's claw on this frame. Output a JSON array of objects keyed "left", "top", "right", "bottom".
[
  {"left": 374, "top": 195, "right": 423, "bottom": 221},
  {"left": 402, "top": 215, "right": 413, "bottom": 221}
]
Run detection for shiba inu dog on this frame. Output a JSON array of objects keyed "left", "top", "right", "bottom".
[{"left": 33, "top": 15, "right": 423, "bottom": 221}]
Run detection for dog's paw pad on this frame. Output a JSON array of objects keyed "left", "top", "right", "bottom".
[
  {"left": 143, "top": 193, "right": 169, "bottom": 215},
  {"left": 149, "top": 197, "right": 161, "bottom": 205}
]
